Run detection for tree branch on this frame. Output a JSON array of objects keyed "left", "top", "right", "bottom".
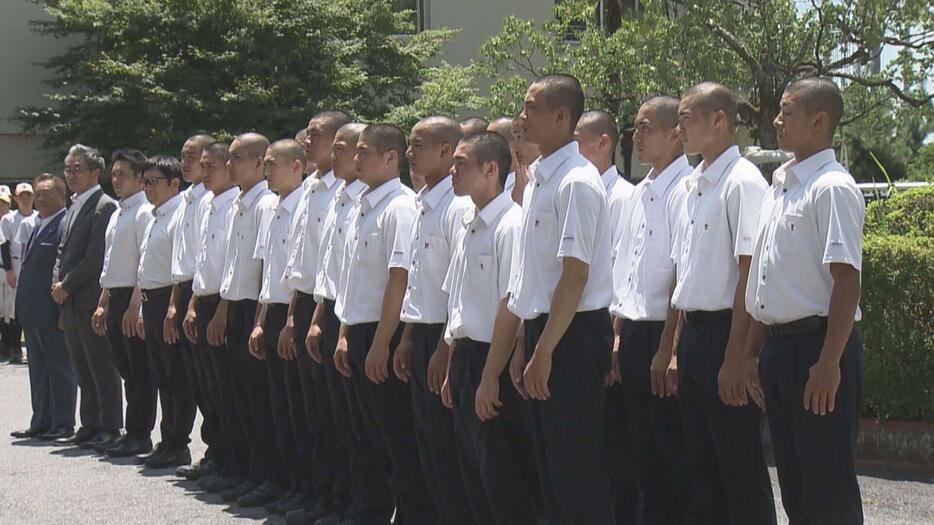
[
  {"left": 668, "top": 0, "right": 766, "bottom": 82},
  {"left": 828, "top": 72, "right": 934, "bottom": 107}
]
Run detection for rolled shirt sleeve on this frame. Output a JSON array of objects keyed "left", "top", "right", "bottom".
[
  {"left": 555, "top": 179, "right": 606, "bottom": 265},
  {"left": 385, "top": 203, "right": 417, "bottom": 270},
  {"left": 816, "top": 181, "right": 864, "bottom": 270}
]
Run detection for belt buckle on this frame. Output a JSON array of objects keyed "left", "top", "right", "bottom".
[{"left": 141, "top": 290, "right": 149, "bottom": 303}]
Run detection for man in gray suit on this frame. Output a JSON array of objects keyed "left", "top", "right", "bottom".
[
  {"left": 51, "top": 145, "right": 122, "bottom": 448},
  {"left": 9, "top": 174, "right": 77, "bottom": 441}
]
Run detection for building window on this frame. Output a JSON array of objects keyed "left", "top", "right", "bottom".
[{"left": 393, "top": 0, "right": 425, "bottom": 33}]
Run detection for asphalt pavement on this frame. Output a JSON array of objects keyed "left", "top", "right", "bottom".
[{"left": 0, "top": 359, "right": 930, "bottom": 524}]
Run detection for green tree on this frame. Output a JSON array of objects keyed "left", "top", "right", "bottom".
[
  {"left": 16, "top": 0, "right": 473, "bottom": 158},
  {"left": 474, "top": 0, "right": 934, "bottom": 169},
  {"left": 908, "top": 142, "right": 934, "bottom": 182}
]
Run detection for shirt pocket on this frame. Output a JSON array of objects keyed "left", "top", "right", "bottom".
[
  {"left": 467, "top": 253, "right": 495, "bottom": 294},
  {"left": 531, "top": 207, "right": 559, "bottom": 259},
  {"left": 418, "top": 233, "right": 446, "bottom": 269},
  {"left": 355, "top": 231, "right": 383, "bottom": 265},
  {"left": 777, "top": 212, "right": 806, "bottom": 257},
  {"left": 696, "top": 208, "right": 723, "bottom": 255}
]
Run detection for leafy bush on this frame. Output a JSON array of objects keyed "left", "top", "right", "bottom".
[{"left": 864, "top": 186, "right": 934, "bottom": 237}]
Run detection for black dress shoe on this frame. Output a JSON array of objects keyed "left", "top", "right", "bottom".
[
  {"left": 94, "top": 432, "right": 126, "bottom": 453},
  {"left": 55, "top": 427, "right": 95, "bottom": 445},
  {"left": 237, "top": 482, "right": 282, "bottom": 508},
  {"left": 107, "top": 436, "right": 153, "bottom": 458},
  {"left": 80, "top": 430, "right": 119, "bottom": 450},
  {"left": 38, "top": 427, "right": 74, "bottom": 441},
  {"left": 221, "top": 480, "right": 258, "bottom": 502},
  {"left": 176, "top": 458, "right": 216, "bottom": 480},
  {"left": 135, "top": 441, "right": 167, "bottom": 464},
  {"left": 8, "top": 354, "right": 25, "bottom": 365},
  {"left": 204, "top": 474, "right": 243, "bottom": 493},
  {"left": 144, "top": 447, "right": 191, "bottom": 469},
  {"left": 10, "top": 427, "right": 49, "bottom": 439}
]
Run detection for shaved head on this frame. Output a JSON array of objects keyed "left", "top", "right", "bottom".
[
  {"left": 532, "top": 74, "right": 586, "bottom": 130},
  {"left": 416, "top": 115, "right": 462, "bottom": 146},
  {"left": 460, "top": 117, "right": 489, "bottom": 137},
  {"left": 204, "top": 141, "right": 230, "bottom": 162},
  {"left": 186, "top": 134, "right": 216, "bottom": 149},
  {"left": 362, "top": 123, "right": 407, "bottom": 158},
  {"left": 269, "top": 139, "right": 307, "bottom": 171},
  {"left": 234, "top": 132, "right": 270, "bottom": 159},
  {"left": 577, "top": 110, "right": 620, "bottom": 150},
  {"left": 487, "top": 116, "right": 515, "bottom": 148},
  {"left": 682, "top": 82, "right": 738, "bottom": 127},
  {"left": 312, "top": 110, "right": 353, "bottom": 136},
  {"left": 785, "top": 77, "right": 844, "bottom": 133},
  {"left": 336, "top": 122, "right": 367, "bottom": 143},
  {"left": 640, "top": 96, "right": 681, "bottom": 130}
]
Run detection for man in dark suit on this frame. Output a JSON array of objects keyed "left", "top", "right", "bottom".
[
  {"left": 10, "top": 174, "right": 77, "bottom": 441},
  {"left": 51, "top": 145, "right": 121, "bottom": 448}
]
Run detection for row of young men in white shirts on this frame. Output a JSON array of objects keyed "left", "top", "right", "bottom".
[{"left": 90, "top": 73, "right": 865, "bottom": 525}]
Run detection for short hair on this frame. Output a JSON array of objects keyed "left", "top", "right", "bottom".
[
  {"left": 67, "top": 144, "right": 106, "bottom": 173},
  {"left": 233, "top": 132, "right": 270, "bottom": 159},
  {"left": 185, "top": 134, "right": 216, "bottom": 150},
  {"left": 203, "top": 141, "right": 230, "bottom": 162},
  {"left": 110, "top": 149, "right": 148, "bottom": 176},
  {"left": 577, "top": 110, "right": 620, "bottom": 149},
  {"left": 269, "top": 139, "right": 307, "bottom": 171},
  {"left": 640, "top": 95, "right": 681, "bottom": 130},
  {"left": 785, "top": 77, "right": 844, "bottom": 133},
  {"left": 142, "top": 155, "right": 183, "bottom": 182},
  {"left": 294, "top": 129, "right": 307, "bottom": 144},
  {"left": 416, "top": 116, "right": 463, "bottom": 147},
  {"left": 313, "top": 110, "right": 354, "bottom": 136},
  {"left": 532, "top": 74, "right": 586, "bottom": 131},
  {"left": 459, "top": 117, "right": 489, "bottom": 137},
  {"left": 682, "top": 82, "right": 738, "bottom": 127},
  {"left": 487, "top": 116, "right": 515, "bottom": 148},
  {"left": 336, "top": 122, "right": 367, "bottom": 143},
  {"left": 460, "top": 131, "right": 513, "bottom": 188},
  {"left": 34, "top": 173, "right": 67, "bottom": 199},
  {"left": 361, "top": 123, "right": 407, "bottom": 160}
]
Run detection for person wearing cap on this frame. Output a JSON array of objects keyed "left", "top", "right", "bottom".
[{"left": 0, "top": 183, "right": 35, "bottom": 363}]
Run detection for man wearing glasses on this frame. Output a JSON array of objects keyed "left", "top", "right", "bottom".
[{"left": 52, "top": 144, "right": 120, "bottom": 447}]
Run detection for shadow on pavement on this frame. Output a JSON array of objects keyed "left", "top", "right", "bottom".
[{"left": 49, "top": 446, "right": 98, "bottom": 458}]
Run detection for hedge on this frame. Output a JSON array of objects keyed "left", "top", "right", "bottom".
[{"left": 859, "top": 187, "right": 934, "bottom": 421}]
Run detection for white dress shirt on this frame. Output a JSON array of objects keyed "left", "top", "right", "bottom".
[
  {"left": 746, "top": 149, "right": 864, "bottom": 324},
  {"left": 283, "top": 170, "right": 340, "bottom": 295},
  {"left": 443, "top": 191, "right": 521, "bottom": 344},
  {"left": 601, "top": 165, "right": 627, "bottom": 195},
  {"left": 1, "top": 210, "right": 37, "bottom": 265},
  {"left": 607, "top": 172, "right": 636, "bottom": 249},
  {"left": 335, "top": 178, "right": 416, "bottom": 325},
  {"left": 171, "top": 183, "right": 210, "bottom": 283},
  {"left": 192, "top": 187, "right": 239, "bottom": 296},
  {"left": 100, "top": 191, "right": 152, "bottom": 289},
  {"left": 138, "top": 194, "right": 182, "bottom": 290},
  {"left": 314, "top": 179, "right": 367, "bottom": 302},
  {"left": 258, "top": 187, "right": 302, "bottom": 304},
  {"left": 610, "top": 155, "right": 692, "bottom": 321},
  {"left": 220, "top": 181, "right": 274, "bottom": 302},
  {"left": 64, "top": 184, "right": 103, "bottom": 236},
  {"left": 507, "top": 141, "right": 613, "bottom": 319},
  {"left": 504, "top": 172, "right": 516, "bottom": 194},
  {"left": 401, "top": 176, "right": 471, "bottom": 324},
  {"left": 670, "top": 145, "right": 768, "bottom": 312}
]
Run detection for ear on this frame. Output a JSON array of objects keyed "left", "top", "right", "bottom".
[
  {"left": 293, "top": 158, "right": 304, "bottom": 174},
  {"left": 813, "top": 111, "right": 829, "bottom": 134},
  {"left": 440, "top": 141, "right": 454, "bottom": 159},
  {"left": 599, "top": 133, "right": 611, "bottom": 152},
  {"left": 386, "top": 149, "right": 399, "bottom": 168}
]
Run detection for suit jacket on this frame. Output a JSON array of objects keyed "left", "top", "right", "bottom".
[
  {"left": 17, "top": 211, "right": 66, "bottom": 328},
  {"left": 55, "top": 189, "right": 117, "bottom": 311}
]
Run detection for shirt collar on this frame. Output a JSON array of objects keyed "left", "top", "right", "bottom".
[
  {"left": 120, "top": 190, "right": 147, "bottom": 210},
  {"left": 40, "top": 208, "right": 66, "bottom": 227},
  {"left": 339, "top": 179, "right": 367, "bottom": 203},
  {"left": 688, "top": 145, "right": 741, "bottom": 190},
  {"left": 277, "top": 186, "right": 302, "bottom": 215},
  {"left": 416, "top": 175, "right": 453, "bottom": 211},
  {"left": 601, "top": 165, "right": 619, "bottom": 190},
  {"left": 505, "top": 172, "right": 516, "bottom": 190},
  {"left": 184, "top": 182, "right": 207, "bottom": 203},
  {"left": 211, "top": 186, "right": 239, "bottom": 209},
  {"left": 645, "top": 155, "right": 690, "bottom": 198},
  {"left": 530, "top": 141, "right": 579, "bottom": 183},
  {"left": 475, "top": 190, "right": 514, "bottom": 227},
  {"left": 152, "top": 193, "right": 182, "bottom": 217},
  {"left": 237, "top": 180, "right": 269, "bottom": 210},
  {"left": 775, "top": 148, "right": 837, "bottom": 188},
  {"left": 307, "top": 169, "right": 338, "bottom": 190},
  {"left": 362, "top": 178, "right": 402, "bottom": 210},
  {"left": 73, "top": 184, "right": 101, "bottom": 206}
]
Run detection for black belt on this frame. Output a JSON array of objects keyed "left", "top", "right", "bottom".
[
  {"left": 140, "top": 285, "right": 172, "bottom": 302},
  {"left": 766, "top": 316, "right": 827, "bottom": 338},
  {"left": 197, "top": 293, "right": 221, "bottom": 305},
  {"left": 682, "top": 309, "right": 732, "bottom": 324}
]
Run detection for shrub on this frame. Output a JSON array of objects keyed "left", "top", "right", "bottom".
[
  {"left": 864, "top": 185, "right": 934, "bottom": 237},
  {"left": 860, "top": 234, "right": 934, "bottom": 421}
]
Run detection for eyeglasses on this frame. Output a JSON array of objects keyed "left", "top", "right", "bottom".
[
  {"left": 141, "top": 176, "right": 167, "bottom": 187},
  {"left": 63, "top": 166, "right": 86, "bottom": 175}
]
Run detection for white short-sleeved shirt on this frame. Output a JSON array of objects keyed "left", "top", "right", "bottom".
[
  {"left": 171, "top": 183, "right": 210, "bottom": 283},
  {"left": 335, "top": 178, "right": 416, "bottom": 326},
  {"left": 670, "top": 146, "right": 768, "bottom": 312},
  {"left": 607, "top": 171, "right": 636, "bottom": 249},
  {"left": 138, "top": 194, "right": 182, "bottom": 291},
  {"left": 258, "top": 188, "right": 302, "bottom": 304},
  {"left": 283, "top": 170, "right": 340, "bottom": 295},
  {"left": 314, "top": 179, "right": 367, "bottom": 302},
  {"left": 507, "top": 141, "right": 613, "bottom": 319},
  {"left": 100, "top": 191, "right": 152, "bottom": 289},
  {"left": 220, "top": 181, "right": 273, "bottom": 302},
  {"left": 602, "top": 165, "right": 628, "bottom": 195},
  {"left": 401, "top": 176, "right": 471, "bottom": 324},
  {"left": 504, "top": 172, "right": 516, "bottom": 194},
  {"left": 746, "top": 149, "right": 864, "bottom": 324},
  {"left": 2, "top": 210, "right": 37, "bottom": 266},
  {"left": 192, "top": 187, "right": 239, "bottom": 297},
  {"left": 443, "top": 191, "right": 521, "bottom": 344},
  {"left": 611, "top": 155, "right": 692, "bottom": 321}
]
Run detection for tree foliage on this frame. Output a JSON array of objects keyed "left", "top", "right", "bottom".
[
  {"left": 473, "top": 0, "right": 934, "bottom": 154},
  {"left": 17, "top": 0, "right": 474, "bottom": 157}
]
